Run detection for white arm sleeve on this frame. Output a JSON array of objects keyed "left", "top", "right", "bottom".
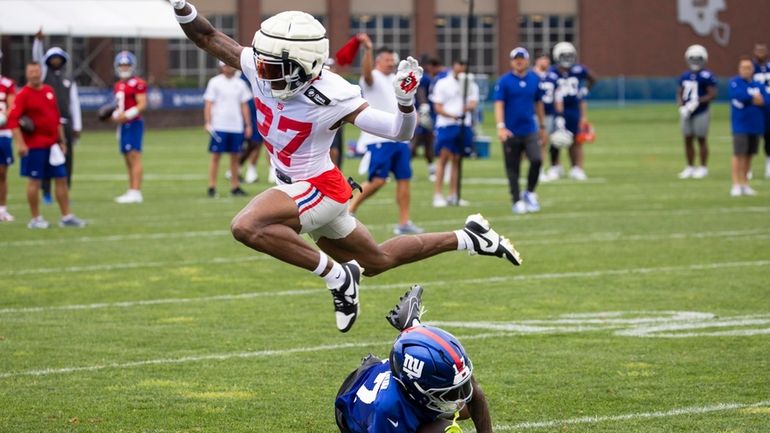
[
  {"left": 32, "top": 38, "right": 48, "bottom": 80},
  {"left": 70, "top": 82, "right": 82, "bottom": 132},
  {"left": 353, "top": 106, "right": 417, "bottom": 142}
]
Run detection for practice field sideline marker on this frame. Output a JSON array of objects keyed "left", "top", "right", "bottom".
[
  {"left": 494, "top": 400, "right": 770, "bottom": 430},
  {"left": 1, "top": 260, "right": 768, "bottom": 314}
]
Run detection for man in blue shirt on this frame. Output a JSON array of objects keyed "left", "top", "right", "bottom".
[
  {"left": 751, "top": 43, "right": 770, "bottom": 178},
  {"left": 335, "top": 286, "right": 492, "bottom": 433},
  {"left": 677, "top": 45, "right": 718, "bottom": 179},
  {"left": 411, "top": 58, "right": 441, "bottom": 181},
  {"left": 546, "top": 42, "right": 595, "bottom": 181},
  {"left": 729, "top": 56, "right": 766, "bottom": 196},
  {"left": 494, "top": 47, "right": 546, "bottom": 214}
]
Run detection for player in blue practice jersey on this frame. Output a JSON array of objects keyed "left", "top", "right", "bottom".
[
  {"left": 729, "top": 56, "right": 767, "bottom": 197},
  {"left": 335, "top": 286, "right": 492, "bottom": 433},
  {"left": 544, "top": 42, "right": 595, "bottom": 181},
  {"left": 677, "top": 45, "right": 718, "bottom": 179},
  {"left": 751, "top": 43, "right": 770, "bottom": 178}
]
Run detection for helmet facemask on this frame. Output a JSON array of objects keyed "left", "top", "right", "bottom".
[
  {"left": 253, "top": 48, "right": 311, "bottom": 100},
  {"left": 686, "top": 55, "right": 706, "bottom": 71},
  {"left": 557, "top": 52, "right": 576, "bottom": 69},
  {"left": 413, "top": 372, "right": 473, "bottom": 415}
]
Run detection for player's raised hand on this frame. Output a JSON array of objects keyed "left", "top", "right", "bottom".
[{"left": 393, "top": 56, "right": 423, "bottom": 106}]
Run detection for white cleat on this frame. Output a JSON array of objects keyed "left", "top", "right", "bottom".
[
  {"left": 512, "top": 200, "right": 527, "bottom": 214},
  {"left": 0, "top": 210, "right": 14, "bottom": 222},
  {"left": 692, "top": 166, "right": 708, "bottom": 179},
  {"left": 730, "top": 185, "right": 742, "bottom": 197},
  {"left": 115, "top": 190, "right": 143, "bottom": 204},
  {"left": 27, "top": 217, "right": 49, "bottom": 229},
  {"left": 245, "top": 165, "right": 258, "bottom": 183},
  {"left": 432, "top": 194, "right": 448, "bottom": 208},
  {"left": 462, "top": 213, "right": 522, "bottom": 266},
  {"left": 523, "top": 191, "right": 540, "bottom": 212},
  {"left": 741, "top": 185, "right": 757, "bottom": 196},
  {"left": 569, "top": 166, "right": 588, "bottom": 181},
  {"left": 328, "top": 260, "right": 362, "bottom": 333},
  {"left": 678, "top": 166, "right": 695, "bottom": 179}
]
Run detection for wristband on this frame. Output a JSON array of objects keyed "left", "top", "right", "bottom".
[
  {"left": 175, "top": 4, "right": 198, "bottom": 24},
  {"left": 496, "top": 122, "right": 506, "bottom": 129},
  {"left": 124, "top": 107, "right": 140, "bottom": 121}
]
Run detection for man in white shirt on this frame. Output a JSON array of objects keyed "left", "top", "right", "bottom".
[
  {"left": 430, "top": 60, "right": 479, "bottom": 207},
  {"left": 203, "top": 61, "right": 253, "bottom": 197},
  {"left": 349, "top": 36, "right": 423, "bottom": 235}
]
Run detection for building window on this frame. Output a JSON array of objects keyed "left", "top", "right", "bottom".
[
  {"left": 435, "top": 15, "right": 496, "bottom": 77},
  {"left": 168, "top": 15, "right": 236, "bottom": 87},
  {"left": 347, "top": 15, "right": 412, "bottom": 73},
  {"left": 518, "top": 14, "right": 577, "bottom": 59}
]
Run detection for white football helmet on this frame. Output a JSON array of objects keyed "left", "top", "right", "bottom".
[
  {"left": 251, "top": 11, "right": 329, "bottom": 100},
  {"left": 550, "top": 128, "right": 574, "bottom": 149},
  {"left": 553, "top": 42, "right": 577, "bottom": 69},
  {"left": 684, "top": 44, "right": 708, "bottom": 71}
]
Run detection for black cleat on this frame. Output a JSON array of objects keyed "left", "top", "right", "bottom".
[
  {"left": 386, "top": 285, "right": 424, "bottom": 331},
  {"left": 463, "top": 213, "right": 522, "bottom": 265},
  {"left": 230, "top": 187, "right": 248, "bottom": 197},
  {"left": 328, "top": 261, "right": 362, "bottom": 333}
]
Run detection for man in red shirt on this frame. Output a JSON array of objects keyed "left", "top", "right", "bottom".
[{"left": 8, "top": 62, "right": 85, "bottom": 228}]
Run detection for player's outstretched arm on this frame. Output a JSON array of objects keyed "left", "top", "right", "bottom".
[
  {"left": 169, "top": 0, "right": 244, "bottom": 69},
  {"left": 463, "top": 377, "right": 493, "bottom": 433}
]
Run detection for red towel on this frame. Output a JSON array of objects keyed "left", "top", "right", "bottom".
[{"left": 335, "top": 36, "right": 361, "bottom": 66}]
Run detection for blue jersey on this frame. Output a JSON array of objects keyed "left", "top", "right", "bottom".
[
  {"left": 752, "top": 61, "right": 770, "bottom": 115},
  {"left": 539, "top": 71, "right": 560, "bottom": 115},
  {"left": 493, "top": 70, "right": 543, "bottom": 136},
  {"left": 549, "top": 64, "right": 590, "bottom": 111},
  {"left": 729, "top": 76, "right": 767, "bottom": 135},
  {"left": 678, "top": 69, "right": 717, "bottom": 116},
  {"left": 335, "top": 361, "right": 440, "bottom": 433}
]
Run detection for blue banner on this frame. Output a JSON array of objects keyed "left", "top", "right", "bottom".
[{"left": 79, "top": 87, "right": 206, "bottom": 111}]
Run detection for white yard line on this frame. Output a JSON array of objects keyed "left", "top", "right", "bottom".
[
  {"left": 495, "top": 400, "right": 770, "bottom": 430},
  {"left": 1, "top": 259, "right": 767, "bottom": 314}
]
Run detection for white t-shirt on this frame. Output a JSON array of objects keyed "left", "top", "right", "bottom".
[
  {"left": 357, "top": 69, "right": 399, "bottom": 148},
  {"left": 430, "top": 74, "right": 480, "bottom": 128},
  {"left": 203, "top": 73, "right": 253, "bottom": 133},
  {"left": 239, "top": 47, "right": 366, "bottom": 185}
]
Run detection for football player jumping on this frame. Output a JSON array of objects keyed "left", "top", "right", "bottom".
[{"left": 169, "top": 1, "right": 522, "bottom": 333}]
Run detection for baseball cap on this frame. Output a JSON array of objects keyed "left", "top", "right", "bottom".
[{"left": 509, "top": 47, "right": 530, "bottom": 60}]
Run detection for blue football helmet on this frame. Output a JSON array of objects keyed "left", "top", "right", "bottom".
[
  {"left": 114, "top": 51, "right": 137, "bottom": 79},
  {"left": 389, "top": 325, "right": 474, "bottom": 415}
]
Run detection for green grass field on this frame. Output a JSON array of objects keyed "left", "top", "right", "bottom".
[{"left": 1, "top": 103, "right": 768, "bottom": 433}]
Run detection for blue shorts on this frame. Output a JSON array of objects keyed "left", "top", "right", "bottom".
[
  {"left": 249, "top": 123, "right": 262, "bottom": 143},
  {"left": 0, "top": 136, "right": 13, "bottom": 166},
  {"left": 20, "top": 148, "right": 67, "bottom": 179},
  {"left": 563, "top": 110, "right": 580, "bottom": 135},
  {"left": 414, "top": 125, "right": 433, "bottom": 136},
  {"left": 435, "top": 125, "right": 473, "bottom": 155},
  {"left": 366, "top": 141, "right": 412, "bottom": 181},
  {"left": 209, "top": 131, "right": 244, "bottom": 154},
  {"left": 118, "top": 119, "right": 144, "bottom": 154}
]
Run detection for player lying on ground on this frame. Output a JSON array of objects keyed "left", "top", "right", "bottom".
[
  {"left": 335, "top": 285, "right": 492, "bottom": 433},
  {"left": 170, "top": 0, "right": 522, "bottom": 333}
]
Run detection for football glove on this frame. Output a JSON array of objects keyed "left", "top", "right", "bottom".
[
  {"left": 169, "top": 0, "right": 187, "bottom": 9},
  {"left": 393, "top": 56, "right": 423, "bottom": 106},
  {"left": 554, "top": 115, "right": 566, "bottom": 131},
  {"left": 418, "top": 103, "right": 433, "bottom": 129}
]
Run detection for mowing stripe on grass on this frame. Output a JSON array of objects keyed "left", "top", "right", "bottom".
[
  {"left": 1, "top": 260, "right": 767, "bottom": 314},
  {"left": 495, "top": 400, "right": 770, "bottom": 430}
]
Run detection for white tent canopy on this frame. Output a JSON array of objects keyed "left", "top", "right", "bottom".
[{"left": 0, "top": 0, "right": 185, "bottom": 38}]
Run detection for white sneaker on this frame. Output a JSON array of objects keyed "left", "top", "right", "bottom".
[
  {"left": 569, "top": 166, "right": 587, "bottom": 181},
  {"left": 115, "top": 190, "right": 143, "bottom": 204},
  {"left": 432, "top": 194, "right": 448, "bottom": 208},
  {"left": 0, "top": 210, "right": 14, "bottom": 222},
  {"left": 245, "top": 165, "right": 258, "bottom": 183},
  {"left": 547, "top": 165, "right": 564, "bottom": 180},
  {"left": 428, "top": 163, "right": 437, "bottom": 182},
  {"left": 27, "top": 216, "right": 49, "bottom": 229},
  {"left": 741, "top": 185, "right": 757, "bottom": 196},
  {"left": 512, "top": 200, "right": 527, "bottom": 214},
  {"left": 447, "top": 195, "right": 470, "bottom": 207},
  {"left": 692, "top": 166, "right": 708, "bottom": 179},
  {"left": 678, "top": 166, "right": 695, "bottom": 179},
  {"left": 523, "top": 191, "right": 540, "bottom": 212},
  {"left": 268, "top": 166, "right": 277, "bottom": 184},
  {"left": 730, "top": 185, "right": 742, "bottom": 197},
  {"left": 462, "top": 213, "right": 522, "bottom": 265},
  {"left": 539, "top": 170, "right": 553, "bottom": 183}
]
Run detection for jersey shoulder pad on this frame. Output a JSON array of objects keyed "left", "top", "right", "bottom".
[
  {"left": 571, "top": 65, "right": 584, "bottom": 74},
  {"left": 700, "top": 70, "right": 713, "bottom": 79},
  {"left": 307, "top": 71, "right": 362, "bottom": 106}
]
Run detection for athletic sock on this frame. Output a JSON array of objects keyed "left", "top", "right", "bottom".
[
  {"left": 454, "top": 229, "right": 472, "bottom": 251},
  {"left": 322, "top": 262, "right": 347, "bottom": 290}
]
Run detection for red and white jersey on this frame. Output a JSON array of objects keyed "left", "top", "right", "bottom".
[
  {"left": 113, "top": 76, "right": 147, "bottom": 122},
  {"left": 0, "top": 75, "right": 16, "bottom": 136},
  {"left": 239, "top": 48, "right": 366, "bottom": 202}
]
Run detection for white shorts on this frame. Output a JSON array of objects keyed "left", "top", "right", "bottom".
[{"left": 274, "top": 181, "right": 357, "bottom": 242}]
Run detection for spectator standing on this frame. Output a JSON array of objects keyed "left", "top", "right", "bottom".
[
  {"left": 729, "top": 56, "right": 766, "bottom": 196},
  {"left": 0, "top": 49, "right": 15, "bottom": 222},
  {"left": 32, "top": 29, "right": 82, "bottom": 203},
  {"left": 349, "top": 35, "right": 423, "bottom": 235},
  {"left": 8, "top": 62, "right": 85, "bottom": 228},
  {"left": 494, "top": 48, "right": 546, "bottom": 214},
  {"left": 204, "top": 61, "right": 252, "bottom": 197}
]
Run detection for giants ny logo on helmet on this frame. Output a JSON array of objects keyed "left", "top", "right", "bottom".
[
  {"left": 677, "top": 0, "right": 730, "bottom": 46},
  {"left": 402, "top": 353, "right": 425, "bottom": 379}
]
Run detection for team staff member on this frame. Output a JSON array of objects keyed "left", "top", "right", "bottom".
[
  {"left": 204, "top": 61, "right": 251, "bottom": 197},
  {"left": 8, "top": 62, "right": 85, "bottom": 228},
  {"left": 729, "top": 56, "right": 766, "bottom": 197},
  {"left": 751, "top": 43, "right": 770, "bottom": 178},
  {"left": 0, "top": 49, "right": 16, "bottom": 222},
  {"left": 494, "top": 48, "right": 546, "bottom": 214}
]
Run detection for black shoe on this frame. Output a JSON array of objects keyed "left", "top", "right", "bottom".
[
  {"left": 463, "top": 213, "right": 522, "bottom": 265},
  {"left": 328, "top": 261, "right": 362, "bottom": 333},
  {"left": 386, "top": 285, "right": 424, "bottom": 331},
  {"left": 207, "top": 187, "right": 217, "bottom": 198},
  {"left": 230, "top": 187, "right": 248, "bottom": 197}
]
